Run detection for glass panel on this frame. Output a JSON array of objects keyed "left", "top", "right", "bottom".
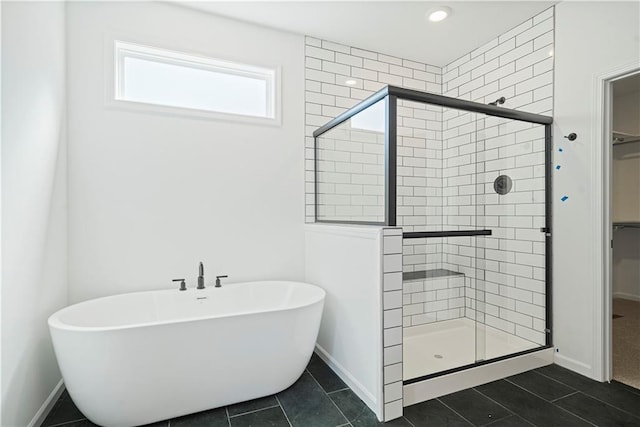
[
  {"left": 403, "top": 237, "right": 473, "bottom": 379},
  {"left": 400, "top": 101, "right": 481, "bottom": 380},
  {"left": 399, "top": 101, "right": 548, "bottom": 380},
  {"left": 396, "top": 99, "right": 443, "bottom": 233},
  {"left": 440, "top": 107, "right": 481, "bottom": 367},
  {"left": 475, "top": 115, "right": 547, "bottom": 362},
  {"left": 315, "top": 99, "right": 386, "bottom": 222},
  {"left": 314, "top": 91, "right": 549, "bottom": 379}
]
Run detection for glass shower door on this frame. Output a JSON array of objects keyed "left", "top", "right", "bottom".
[
  {"left": 439, "top": 106, "right": 484, "bottom": 371},
  {"left": 400, "top": 97, "right": 550, "bottom": 381},
  {"left": 474, "top": 114, "right": 548, "bottom": 363}
]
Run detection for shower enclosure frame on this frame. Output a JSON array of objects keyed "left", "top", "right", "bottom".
[{"left": 313, "top": 85, "right": 554, "bottom": 380}]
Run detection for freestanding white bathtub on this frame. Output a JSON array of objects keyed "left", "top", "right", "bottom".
[{"left": 48, "top": 281, "right": 325, "bottom": 427}]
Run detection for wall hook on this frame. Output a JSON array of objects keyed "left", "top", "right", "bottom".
[{"left": 564, "top": 133, "right": 577, "bottom": 141}]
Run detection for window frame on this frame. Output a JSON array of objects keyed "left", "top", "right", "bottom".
[{"left": 107, "top": 39, "right": 281, "bottom": 125}]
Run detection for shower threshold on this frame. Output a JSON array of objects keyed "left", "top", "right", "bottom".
[{"left": 403, "top": 318, "right": 539, "bottom": 380}]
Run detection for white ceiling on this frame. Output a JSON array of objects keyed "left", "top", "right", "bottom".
[{"left": 179, "top": 1, "right": 556, "bottom": 67}]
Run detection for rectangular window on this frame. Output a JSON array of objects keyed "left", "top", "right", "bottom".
[{"left": 113, "top": 40, "right": 278, "bottom": 121}]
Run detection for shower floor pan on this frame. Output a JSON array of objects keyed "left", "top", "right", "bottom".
[{"left": 403, "top": 318, "right": 539, "bottom": 380}]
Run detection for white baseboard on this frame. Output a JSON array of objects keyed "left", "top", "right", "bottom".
[
  {"left": 28, "top": 379, "right": 65, "bottom": 427},
  {"left": 553, "top": 352, "right": 595, "bottom": 379},
  {"left": 313, "top": 344, "right": 381, "bottom": 420},
  {"left": 613, "top": 292, "right": 640, "bottom": 302}
]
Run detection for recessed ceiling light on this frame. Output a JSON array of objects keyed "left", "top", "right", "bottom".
[
  {"left": 345, "top": 79, "right": 358, "bottom": 86},
  {"left": 427, "top": 6, "right": 451, "bottom": 22}
]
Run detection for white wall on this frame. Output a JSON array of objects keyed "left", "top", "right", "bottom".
[
  {"left": 305, "top": 224, "right": 384, "bottom": 420},
  {"left": 553, "top": 1, "right": 640, "bottom": 379},
  {"left": 67, "top": 2, "right": 305, "bottom": 302},
  {"left": 1, "top": 2, "right": 68, "bottom": 426}
]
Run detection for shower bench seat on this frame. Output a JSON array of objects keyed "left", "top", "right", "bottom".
[
  {"left": 401, "top": 269, "right": 467, "bottom": 328},
  {"left": 402, "top": 269, "right": 463, "bottom": 282}
]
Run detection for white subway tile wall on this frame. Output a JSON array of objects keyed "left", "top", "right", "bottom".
[
  {"left": 440, "top": 7, "right": 553, "bottom": 345},
  {"left": 441, "top": 9, "right": 553, "bottom": 113},
  {"left": 305, "top": 36, "right": 442, "bottom": 225},
  {"left": 397, "top": 99, "right": 444, "bottom": 274},
  {"left": 382, "top": 228, "right": 403, "bottom": 421},
  {"left": 402, "top": 273, "right": 466, "bottom": 327},
  {"left": 307, "top": 6, "right": 553, "bottom": 370},
  {"left": 315, "top": 123, "right": 386, "bottom": 222}
]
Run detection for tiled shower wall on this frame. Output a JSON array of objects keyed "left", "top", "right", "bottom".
[
  {"left": 313, "top": 101, "right": 443, "bottom": 225},
  {"left": 304, "top": 37, "right": 442, "bottom": 229},
  {"left": 440, "top": 7, "right": 553, "bottom": 345},
  {"left": 397, "top": 100, "right": 444, "bottom": 271},
  {"left": 306, "top": 6, "right": 553, "bottom": 343},
  {"left": 304, "top": 37, "right": 445, "bottom": 273},
  {"left": 315, "top": 126, "right": 386, "bottom": 222},
  {"left": 382, "top": 227, "right": 403, "bottom": 421}
]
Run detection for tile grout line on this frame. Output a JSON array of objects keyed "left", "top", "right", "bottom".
[
  {"left": 435, "top": 397, "right": 476, "bottom": 426},
  {"left": 481, "top": 415, "right": 526, "bottom": 427},
  {"left": 47, "top": 417, "right": 87, "bottom": 427},
  {"left": 491, "top": 377, "right": 598, "bottom": 426},
  {"left": 227, "top": 404, "right": 281, "bottom": 419},
  {"left": 551, "top": 398, "right": 599, "bottom": 427},
  {"left": 611, "top": 380, "right": 640, "bottom": 398},
  {"left": 549, "top": 390, "right": 579, "bottom": 403},
  {"left": 530, "top": 368, "right": 581, "bottom": 391},
  {"left": 224, "top": 406, "right": 232, "bottom": 427},
  {"left": 326, "top": 387, "right": 351, "bottom": 395},
  {"left": 305, "top": 370, "right": 351, "bottom": 426},
  {"left": 585, "top": 392, "right": 640, "bottom": 420},
  {"left": 503, "top": 376, "right": 575, "bottom": 402},
  {"left": 274, "top": 394, "right": 293, "bottom": 427},
  {"left": 402, "top": 415, "right": 418, "bottom": 427},
  {"left": 501, "top": 376, "right": 566, "bottom": 403},
  {"left": 556, "top": 389, "right": 640, "bottom": 422},
  {"left": 533, "top": 370, "right": 640, "bottom": 419},
  {"left": 471, "top": 387, "right": 536, "bottom": 427},
  {"left": 530, "top": 369, "right": 575, "bottom": 387},
  {"left": 477, "top": 380, "right": 597, "bottom": 427}
]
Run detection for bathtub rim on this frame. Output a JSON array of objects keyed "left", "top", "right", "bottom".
[{"left": 48, "top": 280, "right": 325, "bottom": 333}]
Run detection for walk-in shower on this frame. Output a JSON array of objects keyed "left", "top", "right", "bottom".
[{"left": 313, "top": 85, "right": 552, "bottom": 385}]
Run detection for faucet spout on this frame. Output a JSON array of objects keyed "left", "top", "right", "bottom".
[{"left": 197, "top": 262, "right": 205, "bottom": 289}]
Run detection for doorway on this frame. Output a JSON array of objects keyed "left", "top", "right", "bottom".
[{"left": 608, "top": 72, "right": 640, "bottom": 389}]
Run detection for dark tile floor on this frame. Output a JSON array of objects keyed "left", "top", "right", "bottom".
[{"left": 43, "top": 354, "right": 640, "bottom": 427}]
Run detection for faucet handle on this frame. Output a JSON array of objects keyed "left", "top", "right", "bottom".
[
  {"left": 215, "top": 275, "right": 228, "bottom": 288},
  {"left": 172, "top": 278, "right": 187, "bottom": 291}
]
